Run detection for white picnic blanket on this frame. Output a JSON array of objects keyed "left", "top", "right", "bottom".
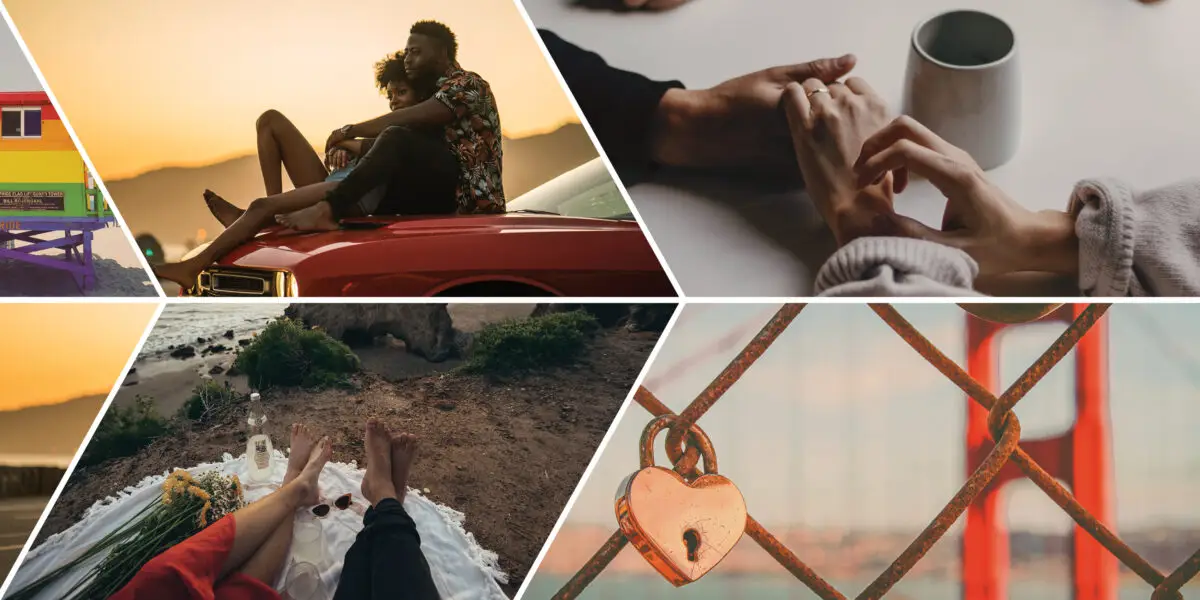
[{"left": 6, "top": 451, "right": 508, "bottom": 600}]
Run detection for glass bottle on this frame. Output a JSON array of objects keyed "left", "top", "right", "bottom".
[{"left": 245, "top": 392, "right": 274, "bottom": 482}]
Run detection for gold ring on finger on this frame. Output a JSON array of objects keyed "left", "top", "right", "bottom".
[{"left": 806, "top": 87, "right": 831, "bottom": 98}]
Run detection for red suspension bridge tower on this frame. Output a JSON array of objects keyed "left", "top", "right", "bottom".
[{"left": 962, "top": 304, "right": 1117, "bottom": 600}]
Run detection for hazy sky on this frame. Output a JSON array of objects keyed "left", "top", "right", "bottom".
[
  {"left": 0, "top": 22, "right": 37, "bottom": 91},
  {"left": 0, "top": 304, "right": 157, "bottom": 411},
  {"left": 5, "top": 0, "right": 581, "bottom": 180},
  {"left": 566, "top": 304, "right": 1200, "bottom": 534}
]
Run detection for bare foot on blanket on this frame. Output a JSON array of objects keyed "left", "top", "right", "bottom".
[
  {"left": 286, "top": 423, "right": 317, "bottom": 484},
  {"left": 292, "top": 434, "right": 330, "bottom": 507},
  {"left": 361, "top": 418, "right": 398, "bottom": 506},
  {"left": 276, "top": 201, "right": 339, "bottom": 231},
  {"left": 390, "top": 433, "right": 419, "bottom": 503},
  {"left": 203, "top": 189, "right": 245, "bottom": 228}
]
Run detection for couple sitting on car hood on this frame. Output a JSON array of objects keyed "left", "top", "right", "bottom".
[{"left": 153, "top": 19, "right": 505, "bottom": 289}]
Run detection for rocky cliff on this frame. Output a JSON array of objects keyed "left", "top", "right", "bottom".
[{"left": 283, "top": 304, "right": 458, "bottom": 362}]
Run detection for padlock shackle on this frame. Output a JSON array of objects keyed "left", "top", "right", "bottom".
[{"left": 638, "top": 415, "right": 718, "bottom": 475}]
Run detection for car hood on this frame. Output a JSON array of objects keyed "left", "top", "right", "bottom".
[{"left": 208, "top": 213, "right": 642, "bottom": 270}]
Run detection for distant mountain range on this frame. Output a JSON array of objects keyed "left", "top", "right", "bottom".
[
  {"left": 0, "top": 396, "right": 106, "bottom": 459},
  {"left": 106, "top": 123, "right": 599, "bottom": 251}
]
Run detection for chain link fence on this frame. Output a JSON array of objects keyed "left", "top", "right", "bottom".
[{"left": 551, "top": 303, "right": 1200, "bottom": 600}]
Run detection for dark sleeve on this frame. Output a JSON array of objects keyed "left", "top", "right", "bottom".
[{"left": 538, "top": 29, "right": 684, "bottom": 186}]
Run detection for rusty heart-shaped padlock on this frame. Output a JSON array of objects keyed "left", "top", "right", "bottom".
[{"left": 615, "top": 415, "right": 747, "bottom": 586}]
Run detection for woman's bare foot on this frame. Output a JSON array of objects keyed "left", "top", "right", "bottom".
[
  {"left": 203, "top": 189, "right": 245, "bottom": 228},
  {"left": 292, "top": 435, "right": 331, "bottom": 508},
  {"left": 361, "top": 418, "right": 398, "bottom": 506},
  {"left": 152, "top": 259, "right": 203, "bottom": 288},
  {"left": 276, "top": 201, "right": 339, "bottom": 232},
  {"left": 285, "top": 423, "right": 316, "bottom": 484},
  {"left": 390, "top": 433, "right": 419, "bottom": 503}
]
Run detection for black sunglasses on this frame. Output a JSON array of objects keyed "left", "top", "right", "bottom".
[{"left": 311, "top": 493, "right": 353, "bottom": 517}]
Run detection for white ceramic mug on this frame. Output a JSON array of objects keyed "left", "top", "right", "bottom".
[{"left": 902, "top": 9, "right": 1020, "bottom": 171}]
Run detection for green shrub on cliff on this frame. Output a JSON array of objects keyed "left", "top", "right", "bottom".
[
  {"left": 465, "top": 310, "right": 599, "bottom": 374},
  {"left": 234, "top": 317, "right": 360, "bottom": 389},
  {"left": 180, "top": 380, "right": 241, "bottom": 422},
  {"left": 80, "top": 396, "right": 172, "bottom": 467}
]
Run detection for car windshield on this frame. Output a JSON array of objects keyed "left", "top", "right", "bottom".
[{"left": 505, "top": 158, "right": 634, "bottom": 220}]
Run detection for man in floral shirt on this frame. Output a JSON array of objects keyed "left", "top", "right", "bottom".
[
  {"left": 426, "top": 38, "right": 505, "bottom": 214},
  {"left": 285, "top": 20, "right": 504, "bottom": 230}
]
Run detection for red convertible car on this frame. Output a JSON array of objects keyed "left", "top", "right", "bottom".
[{"left": 181, "top": 158, "right": 675, "bottom": 297}]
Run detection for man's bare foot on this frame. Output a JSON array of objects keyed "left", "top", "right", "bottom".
[
  {"left": 361, "top": 418, "right": 398, "bottom": 506},
  {"left": 390, "top": 433, "right": 419, "bottom": 503},
  {"left": 292, "top": 435, "right": 330, "bottom": 508},
  {"left": 276, "top": 201, "right": 338, "bottom": 232},
  {"left": 203, "top": 189, "right": 245, "bottom": 228},
  {"left": 152, "top": 260, "right": 202, "bottom": 288}
]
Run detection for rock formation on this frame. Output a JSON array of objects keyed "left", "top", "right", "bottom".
[{"left": 284, "top": 304, "right": 458, "bottom": 361}]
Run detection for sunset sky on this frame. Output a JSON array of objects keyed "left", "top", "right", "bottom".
[
  {"left": 0, "top": 304, "right": 156, "bottom": 411},
  {"left": 4, "top": 0, "right": 580, "bottom": 180}
]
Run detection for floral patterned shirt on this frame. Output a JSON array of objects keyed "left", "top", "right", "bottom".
[{"left": 434, "top": 65, "right": 505, "bottom": 214}]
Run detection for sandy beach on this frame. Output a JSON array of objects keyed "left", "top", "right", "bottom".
[{"left": 0, "top": 257, "right": 154, "bottom": 297}]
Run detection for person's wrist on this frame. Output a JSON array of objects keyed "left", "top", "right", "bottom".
[
  {"left": 1021, "top": 210, "right": 1079, "bottom": 276},
  {"left": 651, "top": 88, "right": 710, "bottom": 168},
  {"left": 830, "top": 185, "right": 896, "bottom": 246}
]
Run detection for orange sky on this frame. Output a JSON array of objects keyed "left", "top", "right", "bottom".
[
  {"left": 0, "top": 304, "right": 156, "bottom": 411},
  {"left": 5, "top": 0, "right": 580, "bottom": 180}
]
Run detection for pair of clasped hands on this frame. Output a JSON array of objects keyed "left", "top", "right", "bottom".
[
  {"left": 651, "top": 52, "right": 1077, "bottom": 280},
  {"left": 780, "top": 56, "right": 1081, "bottom": 279},
  {"left": 599, "top": 0, "right": 1075, "bottom": 279}
]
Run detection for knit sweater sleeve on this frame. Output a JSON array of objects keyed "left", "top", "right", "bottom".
[
  {"left": 1070, "top": 178, "right": 1200, "bottom": 296},
  {"left": 814, "top": 237, "right": 982, "bottom": 296},
  {"left": 815, "top": 178, "right": 1200, "bottom": 297}
]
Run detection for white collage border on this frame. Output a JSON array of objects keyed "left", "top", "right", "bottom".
[{"left": 0, "top": 1, "right": 1187, "bottom": 599}]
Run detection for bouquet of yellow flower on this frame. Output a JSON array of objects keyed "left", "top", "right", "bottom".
[{"left": 7, "top": 469, "right": 245, "bottom": 600}]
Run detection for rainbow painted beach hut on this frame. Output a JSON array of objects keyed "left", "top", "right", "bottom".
[{"left": 0, "top": 91, "right": 113, "bottom": 291}]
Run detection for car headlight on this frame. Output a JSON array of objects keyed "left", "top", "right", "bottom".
[{"left": 288, "top": 273, "right": 300, "bottom": 297}]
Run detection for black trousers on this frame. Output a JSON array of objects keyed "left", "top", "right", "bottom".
[
  {"left": 332, "top": 498, "right": 441, "bottom": 600},
  {"left": 324, "top": 125, "right": 460, "bottom": 220}
]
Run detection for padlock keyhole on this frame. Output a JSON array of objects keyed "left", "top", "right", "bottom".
[{"left": 683, "top": 528, "right": 701, "bottom": 562}]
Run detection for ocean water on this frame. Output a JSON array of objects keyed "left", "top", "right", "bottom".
[
  {"left": 523, "top": 575, "right": 1200, "bottom": 599},
  {"left": 142, "top": 303, "right": 286, "bottom": 354}
]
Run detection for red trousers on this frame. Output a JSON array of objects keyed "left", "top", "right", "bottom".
[{"left": 110, "top": 515, "right": 279, "bottom": 600}]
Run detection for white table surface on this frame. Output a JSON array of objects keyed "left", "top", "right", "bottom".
[{"left": 524, "top": 0, "right": 1200, "bottom": 296}]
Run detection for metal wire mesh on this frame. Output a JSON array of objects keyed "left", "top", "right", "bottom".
[{"left": 551, "top": 303, "right": 1200, "bottom": 600}]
